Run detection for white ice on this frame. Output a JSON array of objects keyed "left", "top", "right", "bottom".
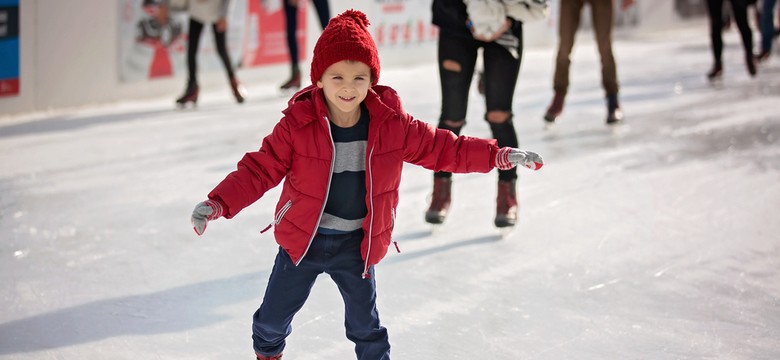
[{"left": 1, "top": 22, "right": 779, "bottom": 360}]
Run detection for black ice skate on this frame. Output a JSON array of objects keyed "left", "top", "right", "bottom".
[
  {"left": 279, "top": 68, "right": 301, "bottom": 92},
  {"left": 230, "top": 76, "right": 247, "bottom": 104},
  {"left": 543, "top": 92, "right": 565, "bottom": 128},
  {"left": 707, "top": 63, "right": 723, "bottom": 82},
  {"left": 175, "top": 82, "right": 198, "bottom": 108},
  {"left": 606, "top": 93, "right": 624, "bottom": 125}
]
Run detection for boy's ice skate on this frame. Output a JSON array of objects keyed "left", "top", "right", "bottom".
[{"left": 256, "top": 353, "right": 282, "bottom": 360}]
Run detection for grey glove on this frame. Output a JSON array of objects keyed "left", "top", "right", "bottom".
[
  {"left": 496, "top": 147, "right": 544, "bottom": 171},
  {"left": 191, "top": 199, "right": 225, "bottom": 235}
]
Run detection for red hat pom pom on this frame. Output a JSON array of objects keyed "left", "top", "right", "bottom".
[{"left": 340, "top": 9, "right": 370, "bottom": 28}]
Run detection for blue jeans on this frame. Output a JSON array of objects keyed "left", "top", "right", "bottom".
[{"left": 252, "top": 231, "right": 390, "bottom": 360}]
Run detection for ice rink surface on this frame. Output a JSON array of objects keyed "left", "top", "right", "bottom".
[{"left": 1, "top": 21, "right": 779, "bottom": 359}]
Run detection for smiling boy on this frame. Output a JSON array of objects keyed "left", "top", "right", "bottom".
[{"left": 190, "top": 10, "right": 542, "bottom": 360}]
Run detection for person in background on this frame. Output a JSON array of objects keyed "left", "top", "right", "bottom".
[
  {"left": 703, "top": 0, "right": 756, "bottom": 81},
  {"left": 189, "top": 10, "right": 543, "bottom": 360},
  {"left": 543, "top": 0, "right": 635, "bottom": 126},
  {"left": 426, "top": 0, "right": 545, "bottom": 228},
  {"left": 160, "top": 0, "right": 246, "bottom": 107},
  {"left": 757, "top": 0, "right": 778, "bottom": 61},
  {"left": 279, "top": 0, "right": 331, "bottom": 91}
]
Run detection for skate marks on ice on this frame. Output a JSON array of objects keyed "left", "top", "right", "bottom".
[
  {"left": 0, "top": 271, "right": 267, "bottom": 355},
  {"left": 381, "top": 233, "right": 502, "bottom": 266},
  {"left": 0, "top": 108, "right": 174, "bottom": 139}
]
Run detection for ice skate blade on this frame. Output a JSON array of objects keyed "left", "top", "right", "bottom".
[
  {"left": 498, "top": 226, "right": 515, "bottom": 239},
  {"left": 608, "top": 122, "right": 628, "bottom": 135}
]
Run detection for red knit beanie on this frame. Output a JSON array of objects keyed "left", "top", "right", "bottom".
[{"left": 310, "top": 9, "right": 380, "bottom": 86}]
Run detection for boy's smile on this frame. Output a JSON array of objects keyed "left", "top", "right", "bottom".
[{"left": 317, "top": 60, "right": 372, "bottom": 128}]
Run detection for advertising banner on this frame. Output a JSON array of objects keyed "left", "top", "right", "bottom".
[
  {"left": 0, "top": 0, "right": 20, "bottom": 97},
  {"left": 371, "top": 0, "right": 438, "bottom": 48},
  {"left": 118, "top": 0, "right": 305, "bottom": 83}
]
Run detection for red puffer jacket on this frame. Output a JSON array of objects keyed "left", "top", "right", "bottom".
[{"left": 208, "top": 84, "right": 500, "bottom": 277}]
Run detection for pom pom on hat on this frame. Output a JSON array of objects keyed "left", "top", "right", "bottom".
[{"left": 310, "top": 9, "right": 380, "bottom": 86}]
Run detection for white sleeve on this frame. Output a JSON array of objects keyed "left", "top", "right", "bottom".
[{"left": 464, "top": 0, "right": 507, "bottom": 38}]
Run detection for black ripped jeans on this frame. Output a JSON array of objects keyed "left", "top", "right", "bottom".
[{"left": 436, "top": 27, "right": 523, "bottom": 182}]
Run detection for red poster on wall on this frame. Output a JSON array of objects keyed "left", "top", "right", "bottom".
[
  {"left": 241, "top": 0, "right": 307, "bottom": 67},
  {"left": 371, "top": 0, "right": 437, "bottom": 48}
]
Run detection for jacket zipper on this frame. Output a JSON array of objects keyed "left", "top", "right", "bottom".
[
  {"left": 275, "top": 200, "right": 292, "bottom": 225},
  {"left": 392, "top": 207, "right": 400, "bottom": 253},
  {"left": 296, "top": 115, "right": 336, "bottom": 266},
  {"left": 261, "top": 199, "right": 293, "bottom": 234},
  {"left": 363, "top": 145, "right": 375, "bottom": 279}
]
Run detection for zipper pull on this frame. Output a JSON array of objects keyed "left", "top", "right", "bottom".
[
  {"left": 393, "top": 241, "right": 401, "bottom": 253},
  {"left": 260, "top": 223, "right": 272, "bottom": 234}
]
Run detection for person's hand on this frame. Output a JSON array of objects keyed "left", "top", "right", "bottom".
[
  {"left": 621, "top": 0, "right": 635, "bottom": 11},
  {"left": 215, "top": 17, "right": 228, "bottom": 33},
  {"left": 191, "top": 200, "right": 225, "bottom": 235},
  {"left": 495, "top": 147, "right": 544, "bottom": 171},
  {"left": 471, "top": 18, "right": 512, "bottom": 43},
  {"left": 288, "top": 0, "right": 299, "bottom": 6}
]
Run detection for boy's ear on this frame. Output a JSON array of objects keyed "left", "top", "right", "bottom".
[{"left": 316, "top": 80, "right": 324, "bottom": 89}]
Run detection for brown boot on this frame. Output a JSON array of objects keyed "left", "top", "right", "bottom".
[
  {"left": 494, "top": 179, "right": 518, "bottom": 228},
  {"left": 543, "top": 92, "right": 565, "bottom": 124},
  {"left": 425, "top": 177, "right": 452, "bottom": 224},
  {"left": 256, "top": 353, "right": 282, "bottom": 360}
]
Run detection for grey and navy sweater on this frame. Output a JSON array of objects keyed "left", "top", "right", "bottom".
[{"left": 317, "top": 104, "right": 370, "bottom": 235}]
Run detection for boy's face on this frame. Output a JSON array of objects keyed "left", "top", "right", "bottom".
[{"left": 317, "top": 60, "right": 372, "bottom": 122}]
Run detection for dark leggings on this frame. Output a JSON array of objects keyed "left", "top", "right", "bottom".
[
  {"left": 436, "top": 30, "right": 523, "bottom": 182},
  {"left": 705, "top": 0, "right": 753, "bottom": 64},
  {"left": 284, "top": 0, "right": 330, "bottom": 69},
  {"left": 186, "top": 17, "right": 234, "bottom": 86}
]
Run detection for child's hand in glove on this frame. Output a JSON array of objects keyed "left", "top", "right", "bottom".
[
  {"left": 495, "top": 147, "right": 544, "bottom": 171},
  {"left": 191, "top": 199, "right": 225, "bottom": 235}
]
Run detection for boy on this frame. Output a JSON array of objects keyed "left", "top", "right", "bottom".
[{"left": 190, "top": 10, "right": 543, "bottom": 360}]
